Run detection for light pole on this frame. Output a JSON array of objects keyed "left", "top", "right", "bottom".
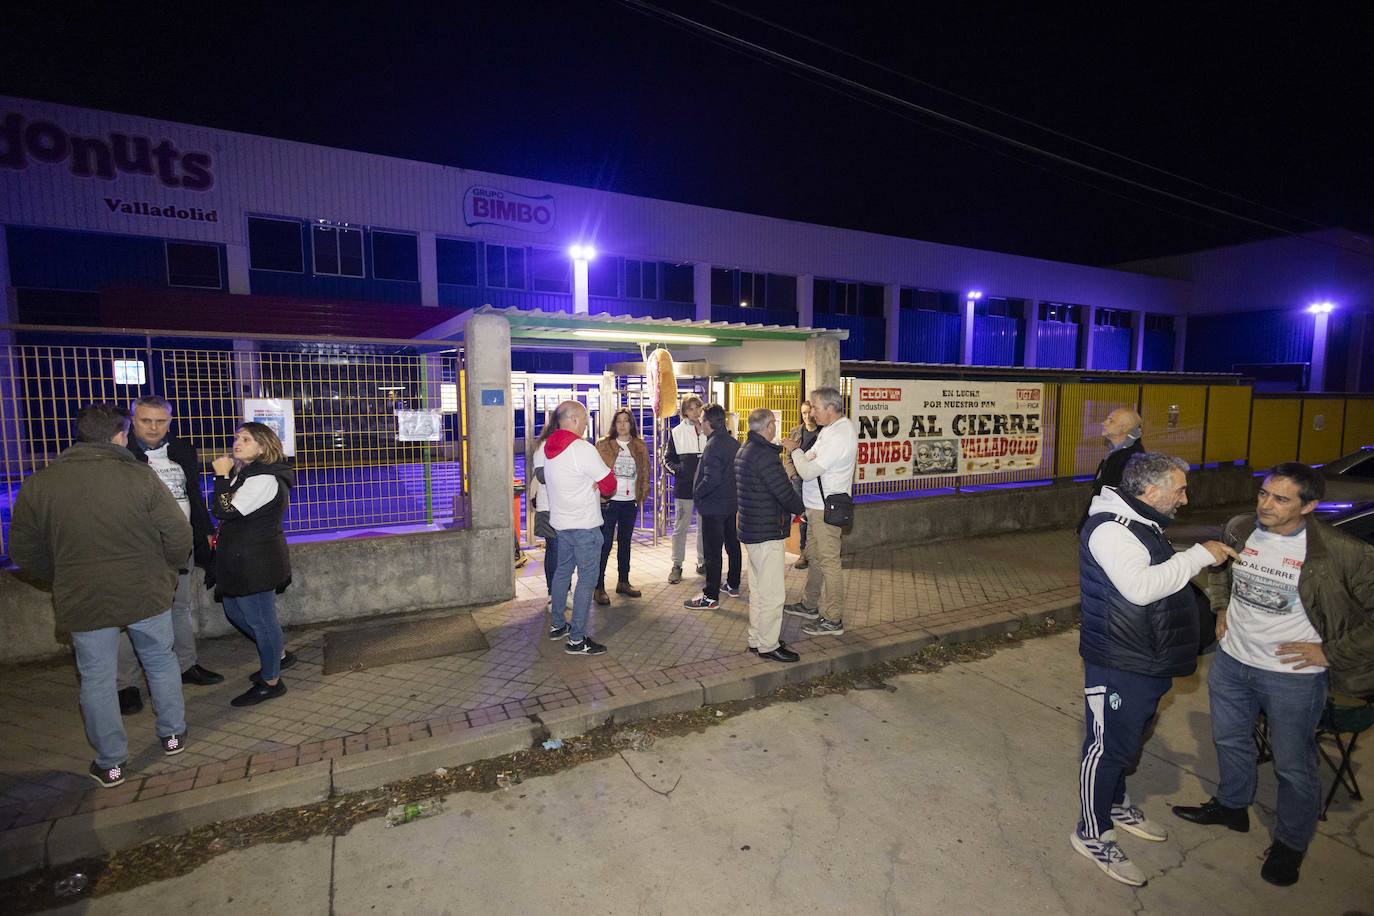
[{"left": 961, "top": 290, "right": 982, "bottom": 365}]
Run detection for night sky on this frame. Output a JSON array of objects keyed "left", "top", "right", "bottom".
[{"left": 3, "top": 1, "right": 1371, "bottom": 266}]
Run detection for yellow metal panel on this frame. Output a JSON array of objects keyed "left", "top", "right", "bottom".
[
  {"left": 1342, "top": 398, "right": 1374, "bottom": 454},
  {"left": 728, "top": 381, "right": 802, "bottom": 443},
  {"left": 1204, "top": 386, "right": 1253, "bottom": 463},
  {"left": 1248, "top": 399, "right": 1300, "bottom": 470},
  {"left": 1297, "top": 398, "right": 1346, "bottom": 465},
  {"left": 1140, "top": 385, "right": 1207, "bottom": 465},
  {"left": 1056, "top": 382, "right": 1139, "bottom": 477}
]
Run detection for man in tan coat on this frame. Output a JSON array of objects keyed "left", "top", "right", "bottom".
[{"left": 9, "top": 404, "right": 193, "bottom": 787}]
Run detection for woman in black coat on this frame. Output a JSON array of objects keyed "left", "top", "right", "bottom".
[{"left": 211, "top": 422, "right": 295, "bottom": 707}]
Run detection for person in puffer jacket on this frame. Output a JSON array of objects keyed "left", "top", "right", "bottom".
[{"left": 1070, "top": 452, "right": 1236, "bottom": 888}]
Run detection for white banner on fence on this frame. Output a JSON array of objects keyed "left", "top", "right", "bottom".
[
  {"left": 395, "top": 409, "right": 444, "bottom": 442},
  {"left": 851, "top": 380, "right": 1044, "bottom": 481},
  {"left": 242, "top": 398, "right": 296, "bottom": 457}
]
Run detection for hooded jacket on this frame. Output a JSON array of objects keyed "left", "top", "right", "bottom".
[
  {"left": 127, "top": 431, "right": 215, "bottom": 569},
  {"left": 1079, "top": 486, "right": 1214, "bottom": 678},
  {"left": 1210, "top": 513, "right": 1374, "bottom": 696},
  {"left": 736, "top": 432, "right": 806, "bottom": 543},
  {"left": 9, "top": 442, "right": 192, "bottom": 632},
  {"left": 693, "top": 425, "right": 739, "bottom": 517},
  {"left": 211, "top": 460, "right": 295, "bottom": 598},
  {"left": 664, "top": 418, "right": 706, "bottom": 499}
]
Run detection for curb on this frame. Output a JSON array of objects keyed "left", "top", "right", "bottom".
[{"left": 22, "top": 599, "right": 1079, "bottom": 875}]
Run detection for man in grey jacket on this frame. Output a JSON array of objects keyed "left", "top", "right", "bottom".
[{"left": 9, "top": 404, "right": 193, "bottom": 788}]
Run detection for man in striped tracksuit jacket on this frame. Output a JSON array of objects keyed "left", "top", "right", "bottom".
[{"left": 1072, "top": 452, "right": 1235, "bottom": 887}]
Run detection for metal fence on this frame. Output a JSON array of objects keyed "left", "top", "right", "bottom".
[{"left": 0, "top": 335, "right": 467, "bottom": 558}]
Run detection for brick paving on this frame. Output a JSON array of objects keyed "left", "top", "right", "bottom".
[{"left": 0, "top": 526, "right": 1080, "bottom": 834}]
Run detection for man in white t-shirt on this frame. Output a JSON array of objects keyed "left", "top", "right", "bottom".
[
  {"left": 1174, "top": 462, "right": 1374, "bottom": 887},
  {"left": 542, "top": 400, "right": 616, "bottom": 656},
  {"left": 116, "top": 395, "right": 223, "bottom": 716},
  {"left": 781, "top": 385, "right": 858, "bottom": 637}
]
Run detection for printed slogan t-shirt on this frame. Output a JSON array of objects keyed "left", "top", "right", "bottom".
[
  {"left": 1220, "top": 526, "right": 1325, "bottom": 675},
  {"left": 612, "top": 440, "right": 637, "bottom": 501}
]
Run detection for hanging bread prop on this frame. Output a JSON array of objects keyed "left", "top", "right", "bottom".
[{"left": 647, "top": 347, "right": 678, "bottom": 419}]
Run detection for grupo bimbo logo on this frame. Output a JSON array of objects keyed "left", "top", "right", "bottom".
[{"left": 463, "top": 186, "right": 555, "bottom": 232}]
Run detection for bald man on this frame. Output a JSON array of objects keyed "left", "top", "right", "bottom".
[{"left": 1077, "top": 406, "right": 1145, "bottom": 533}]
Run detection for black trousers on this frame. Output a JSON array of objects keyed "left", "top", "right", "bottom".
[
  {"left": 700, "top": 512, "right": 741, "bottom": 600},
  {"left": 597, "top": 499, "right": 637, "bottom": 589}
]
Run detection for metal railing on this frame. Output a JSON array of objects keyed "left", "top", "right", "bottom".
[{"left": 0, "top": 329, "right": 467, "bottom": 558}]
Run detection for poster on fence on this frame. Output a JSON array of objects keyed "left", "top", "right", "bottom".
[
  {"left": 242, "top": 398, "right": 296, "bottom": 457},
  {"left": 395, "top": 409, "right": 444, "bottom": 442},
  {"left": 851, "top": 380, "right": 1043, "bottom": 480}
]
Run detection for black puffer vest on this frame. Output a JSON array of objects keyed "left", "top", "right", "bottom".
[
  {"left": 212, "top": 461, "right": 294, "bottom": 598},
  {"left": 1079, "top": 495, "right": 1199, "bottom": 678}
]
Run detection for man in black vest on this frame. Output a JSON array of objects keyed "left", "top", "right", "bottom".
[
  {"left": 116, "top": 396, "right": 222, "bottom": 716},
  {"left": 1072, "top": 452, "right": 1235, "bottom": 887},
  {"left": 1077, "top": 406, "right": 1144, "bottom": 533}
]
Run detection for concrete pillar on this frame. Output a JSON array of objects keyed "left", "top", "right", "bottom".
[
  {"left": 572, "top": 256, "right": 590, "bottom": 315},
  {"left": 693, "top": 262, "right": 712, "bottom": 322},
  {"left": 883, "top": 284, "right": 901, "bottom": 362},
  {"left": 1080, "top": 305, "right": 1097, "bottom": 369},
  {"left": 1310, "top": 311, "right": 1330, "bottom": 392},
  {"left": 1129, "top": 310, "right": 1146, "bottom": 371},
  {"left": 418, "top": 232, "right": 438, "bottom": 307},
  {"left": 1173, "top": 316, "right": 1187, "bottom": 372},
  {"left": 797, "top": 274, "right": 814, "bottom": 329},
  {"left": 803, "top": 335, "right": 841, "bottom": 400},
  {"left": 1345, "top": 312, "right": 1368, "bottom": 393},
  {"left": 462, "top": 313, "right": 514, "bottom": 534},
  {"left": 960, "top": 297, "right": 976, "bottom": 365},
  {"left": 225, "top": 243, "right": 251, "bottom": 294},
  {"left": 1022, "top": 300, "right": 1040, "bottom": 368}
]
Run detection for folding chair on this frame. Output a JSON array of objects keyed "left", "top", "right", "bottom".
[{"left": 1317, "top": 696, "right": 1374, "bottom": 820}]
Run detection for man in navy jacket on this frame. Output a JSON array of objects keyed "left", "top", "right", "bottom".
[{"left": 1072, "top": 452, "right": 1235, "bottom": 887}]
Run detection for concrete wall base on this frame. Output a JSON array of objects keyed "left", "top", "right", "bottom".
[{"left": 0, "top": 525, "right": 514, "bottom": 665}]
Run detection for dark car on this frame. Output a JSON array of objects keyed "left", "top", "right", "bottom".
[
  {"left": 1327, "top": 500, "right": 1374, "bottom": 546},
  {"left": 1318, "top": 446, "right": 1374, "bottom": 508}
]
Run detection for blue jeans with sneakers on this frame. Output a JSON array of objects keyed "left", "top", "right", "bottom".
[
  {"left": 550, "top": 526, "right": 603, "bottom": 643},
  {"left": 1077, "top": 662, "right": 1172, "bottom": 838},
  {"left": 71, "top": 610, "right": 187, "bottom": 768},
  {"left": 1209, "top": 647, "right": 1327, "bottom": 852}
]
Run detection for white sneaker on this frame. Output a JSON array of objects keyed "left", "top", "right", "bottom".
[
  {"left": 1111, "top": 802, "right": 1168, "bottom": 842},
  {"left": 1070, "top": 828, "right": 1147, "bottom": 887}
]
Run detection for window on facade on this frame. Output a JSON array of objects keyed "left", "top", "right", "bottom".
[
  {"left": 486, "top": 244, "right": 526, "bottom": 289},
  {"left": 1040, "top": 302, "right": 1081, "bottom": 323},
  {"left": 165, "top": 242, "right": 222, "bottom": 288},
  {"left": 661, "top": 263, "right": 694, "bottom": 303},
  {"left": 1145, "top": 314, "right": 1174, "bottom": 332},
  {"left": 436, "top": 238, "right": 479, "bottom": 286},
  {"left": 588, "top": 255, "right": 620, "bottom": 297},
  {"left": 900, "top": 288, "right": 959, "bottom": 313},
  {"left": 766, "top": 273, "right": 797, "bottom": 311},
  {"left": 1094, "top": 308, "right": 1130, "bottom": 328},
  {"left": 624, "top": 259, "right": 659, "bottom": 299},
  {"left": 710, "top": 267, "right": 736, "bottom": 306},
  {"left": 371, "top": 231, "right": 419, "bottom": 282},
  {"left": 815, "top": 277, "right": 884, "bottom": 317},
  {"left": 529, "top": 248, "right": 571, "bottom": 293},
  {"left": 312, "top": 224, "right": 364, "bottom": 277},
  {"left": 247, "top": 217, "right": 303, "bottom": 272},
  {"left": 977, "top": 297, "right": 1025, "bottom": 319}
]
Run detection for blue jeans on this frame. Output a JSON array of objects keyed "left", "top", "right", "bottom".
[
  {"left": 1209, "top": 647, "right": 1328, "bottom": 852},
  {"left": 550, "top": 526, "right": 603, "bottom": 643},
  {"left": 1077, "top": 662, "right": 1172, "bottom": 838},
  {"left": 71, "top": 610, "right": 187, "bottom": 767},
  {"left": 223, "top": 591, "right": 285, "bottom": 682},
  {"left": 543, "top": 533, "right": 559, "bottom": 595}
]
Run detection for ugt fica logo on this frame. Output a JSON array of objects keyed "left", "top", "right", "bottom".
[{"left": 0, "top": 111, "right": 214, "bottom": 190}]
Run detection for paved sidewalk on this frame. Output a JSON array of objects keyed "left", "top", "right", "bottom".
[{"left": 0, "top": 525, "right": 1080, "bottom": 858}]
